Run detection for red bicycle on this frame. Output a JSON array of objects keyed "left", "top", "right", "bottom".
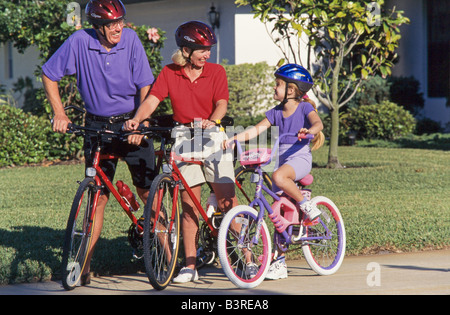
[
  {"left": 141, "top": 118, "right": 236, "bottom": 290},
  {"left": 60, "top": 113, "right": 173, "bottom": 291}
]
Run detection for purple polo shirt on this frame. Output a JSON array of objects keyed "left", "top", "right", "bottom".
[{"left": 42, "top": 28, "right": 154, "bottom": 116}]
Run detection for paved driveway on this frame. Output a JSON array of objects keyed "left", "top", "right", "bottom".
[{"left": 1, "top": 249, "right": 448, "bottom": 296}]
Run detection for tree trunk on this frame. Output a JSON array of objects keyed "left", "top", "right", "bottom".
[
  {"left": 326, "top": 51, "right": 344, "bottom": 169},
  {"left": 327, "top": 107, "right": 343, "bottom": 168}
]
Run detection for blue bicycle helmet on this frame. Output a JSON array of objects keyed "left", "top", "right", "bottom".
[{"left": 275, "top": 64, "right": 313, "bottom": 93}]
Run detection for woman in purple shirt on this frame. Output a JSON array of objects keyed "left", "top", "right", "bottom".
[
  {"left": 41, "top": 0, "right": 156, "bottom": 286},
  {"left": 224, "top": 64, "right": 325, "bottom": 280}
]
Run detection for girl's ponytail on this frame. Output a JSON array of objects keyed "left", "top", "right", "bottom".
[{"left": 303, "top": 95, "right": 325, "bottom": 151}]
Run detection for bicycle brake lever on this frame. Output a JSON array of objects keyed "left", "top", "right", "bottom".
[{"left": 66, "top": 123, "right": 76, "bottom": 133}]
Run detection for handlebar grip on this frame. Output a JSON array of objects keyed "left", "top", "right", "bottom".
[
  {"left": 219, "top": 116, "right": 234, "bottom": 127},
  {"left": 298, "top": 133, "right": 314, "bottom": 140},
  {"left": 66, "top": 123, "right": 76, "bottom": 132}
]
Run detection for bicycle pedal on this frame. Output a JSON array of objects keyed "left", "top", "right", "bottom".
[{"left": 132, "top": 251, "right": 143, "bottom": 260}]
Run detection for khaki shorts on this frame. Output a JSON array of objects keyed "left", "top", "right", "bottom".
[{"left": 172, "top": 126, "right": 235, "bottom": 187}]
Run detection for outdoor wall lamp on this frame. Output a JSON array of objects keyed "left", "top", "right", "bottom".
[{"left": 208, "top": 3, "right": 220, "bottom": 30}]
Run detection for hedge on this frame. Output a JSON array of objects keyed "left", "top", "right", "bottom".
[{"left": 0, "top": 105, "right": 82, "bottom": 167}]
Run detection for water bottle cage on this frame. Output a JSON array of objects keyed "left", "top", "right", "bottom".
[{"left": 122, "top": 196, "right": 139, "bottom": 212}]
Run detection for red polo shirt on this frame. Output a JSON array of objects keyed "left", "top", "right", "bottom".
[{"left": 150, "top": 62, "right": 229, "bottom": 123}]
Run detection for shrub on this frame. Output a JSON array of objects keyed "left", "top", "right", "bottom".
[
  {"left": 345, "top": 75, "right": 391, "bottom": 109},
  {"left": 0, "top": 105, "right": 49, "bottom": 167},
  {"left": 389, "top": 76, "right": 425, "bottom": 115},
  {"left": 223, "top": 61, "right": 276, "bottom": 124},
  {"left": 341, "top": 101, "right": 416, "bottom": 140},
  {"left": 0, "top": 105, "right": 83, "bottom": 167},
  {"left": 415, "top": 117, "right": 443, "bottom": 135}
]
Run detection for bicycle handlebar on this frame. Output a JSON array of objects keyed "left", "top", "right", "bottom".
[
  {"left": 298, "top": 133, "right": 315, "bottom": 140},
  {"left": 235, "top": 132, "right": 314, "bottom": 166},
  {"left": 66, "top": 122, "right": 173, "bottom": 141},
  {"left": 66, "top": 119, "right": 229, "bottom": 142}
]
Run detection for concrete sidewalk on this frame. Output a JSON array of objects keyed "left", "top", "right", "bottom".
[{"left": 0, "top": 249, "right": 449, "bottom": 295}]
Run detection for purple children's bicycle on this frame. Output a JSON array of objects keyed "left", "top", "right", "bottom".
[{"left": 218, "top": 133, "right": 346, "bottom": 289}]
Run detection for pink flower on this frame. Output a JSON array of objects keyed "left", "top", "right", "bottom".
[{"left": 146, "top": 27, "right": 160, "bottom": 43}]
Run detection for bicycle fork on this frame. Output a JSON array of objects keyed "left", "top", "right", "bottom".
[{"left": 234, "top": 204, "right": 265, "bottom": 249}]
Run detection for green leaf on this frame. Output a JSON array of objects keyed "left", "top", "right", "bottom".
[
  {"left": 354, "top": 21, "right": 364, "bottom": 35},
  {"left": 361, "top": 54, "right": 367, "bottom": 65},
  {"left": 276, "top": 58, "right": 286, "bottom": 67},
  {"left": 361, "top": 69, "right": 369, "bottom": 79}
]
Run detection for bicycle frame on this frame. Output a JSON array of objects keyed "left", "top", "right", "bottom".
[
  {"left": 71, "top": 123, "right": 170, "bottom": 236},
  {"left": 88, "top": 147, "right": 143, "bottom": 231},
  {"left": 157, "top": 151, "right": 218, "bottom": 236},
  {"left": 235, "top": 133, "right": 332, "bottom": 247},
  {"left": 246, "top": 166, "right": 333, "bottom": 247}
]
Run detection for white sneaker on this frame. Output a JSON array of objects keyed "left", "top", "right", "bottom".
[
  {"left": 245, "top": 262, "right": 259, "bottom": 279},
  {"left": 265, "top": 258, "right": 288, "bottom": 280},
  {"left": 299, "top": 201, "right": 321, "bottom": 221},
  {"left": 172, "top": 267, "right": 198, "bottom": 283}
]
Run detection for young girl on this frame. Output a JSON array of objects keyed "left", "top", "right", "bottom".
[{"left": 224, "top": 63, "right": 325, "bottom": 280}]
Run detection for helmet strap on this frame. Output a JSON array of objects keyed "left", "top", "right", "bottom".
[
  {"left": 93, "top": 24, "right": 107, "bottom": 39},
  {"left": 187, "top": 49, "right": 194, "bottom": 64},
  {"left": 181, "top": 47, "right": 194, "bottom": 64},
  {"left": 184, "top": 47, "right": 205, "bottom": 70},
  {"left": 281, "top": 82, "right": 306, "bottom": 105},
  {"left": 94, "top": 25, "right": 115, "bottom": 51},
  {"left": 281, "top": 82, "right": 290, "bottom": 105}
]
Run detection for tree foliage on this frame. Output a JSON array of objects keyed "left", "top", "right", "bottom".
[{"left": 236, "top": 0, "right": 409, "bottom": 167}]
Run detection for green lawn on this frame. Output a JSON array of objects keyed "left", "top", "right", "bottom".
[{"left": 0, "top": 144, "right": 449, "bottom": 284}]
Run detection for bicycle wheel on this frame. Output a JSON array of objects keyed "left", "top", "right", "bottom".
[
  {"left": 218, "top": 205, "right": 272, "bottom": 289},
  {"left": 61, "top": 178, "right": 98, "bottom": 290},
  {"left": 234, "top": 166, "right": 273, "bottom": 205},
  {"left": 302, "top": 196, "right": 346, "bottom": 276},
  {"left": 143, "top": 173, "right": 180, "bottom": 290}
]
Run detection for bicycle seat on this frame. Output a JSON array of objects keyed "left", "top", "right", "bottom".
[
  {"left": 240, "top": 148, "right": 272, "bottom": 166},
  {"left": 298, "top": 174, "right": 313, "bottom": 186}
]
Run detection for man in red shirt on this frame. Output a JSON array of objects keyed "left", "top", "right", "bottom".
[{"left": 124, "top": 21, "right": 238, "bottom": 283}]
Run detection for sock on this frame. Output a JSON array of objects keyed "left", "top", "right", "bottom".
[
  {"left": 276, "top": 256, "right": 285, "bottom": 262},
  {"left": 298, "top": 199, "right": 308, "bottom": 207}
]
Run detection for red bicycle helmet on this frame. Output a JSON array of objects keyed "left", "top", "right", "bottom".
[
  {"left": 175, "top": 21, "right": 217, "bottom": 50},
  {"left": 85, "top": 0, "right": 126, "bottom": 26}
]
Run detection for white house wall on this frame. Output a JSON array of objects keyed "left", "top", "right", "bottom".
[
  {"left": 0, "top": 43, "right": 40, "bottom": 100},
  {"left": 387, "top": 0, "right": 450, "bottom": 128},
  {"left": 126, "top": 0, "right": 226, "bottom": 66}
]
